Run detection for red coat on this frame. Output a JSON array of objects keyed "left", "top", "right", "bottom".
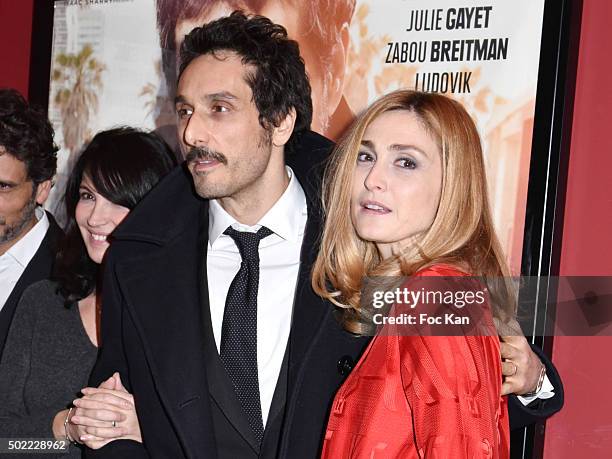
[{"left": 321, "top": 265, "right": 509, "bottom": 458}]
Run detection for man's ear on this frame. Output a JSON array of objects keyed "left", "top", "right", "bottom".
[
  {"left": 272, "top": 107, "right": 297, "bottom": 147},
  {"left": 34, "top": 179, "right": 52, "bottom": 206}
]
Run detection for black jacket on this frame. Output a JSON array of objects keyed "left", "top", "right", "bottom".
[
  {"left": 508, "top": 342, "right": 564, "bottom": 430},
  {"left": 0, "top": 212, "right": 62, "bottom": 360}
]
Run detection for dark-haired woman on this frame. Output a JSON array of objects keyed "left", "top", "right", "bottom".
[{"left": 0, "top": 127, "right": 176, "bottom": 456}]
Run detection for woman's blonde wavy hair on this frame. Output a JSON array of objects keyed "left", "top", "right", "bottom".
[{"left": 312, "top": 90, "right": 516, "bottom": 335}]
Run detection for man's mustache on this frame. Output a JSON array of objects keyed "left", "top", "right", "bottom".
[{"left": 185, "top": 147, "right": 227, "bottom": 165}]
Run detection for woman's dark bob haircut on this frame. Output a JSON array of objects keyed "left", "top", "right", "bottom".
[{"left": 54, "top": 127, "right": 177, "bottom": 304}]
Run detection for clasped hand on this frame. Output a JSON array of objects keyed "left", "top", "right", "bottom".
[{"left": 68, "top": 372, "right": 142, "bottom": 449}]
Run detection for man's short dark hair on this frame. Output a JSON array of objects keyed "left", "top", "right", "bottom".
[
  {"left": 179, "top": 11, "right": 313, "bottom": 147},
  {"left": 0, "top": 88, "right": 58, "bottom": 184}
]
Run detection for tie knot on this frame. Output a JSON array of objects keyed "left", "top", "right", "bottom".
[{"left": 223, "top": 226, "right": 273, "bottom": 261}]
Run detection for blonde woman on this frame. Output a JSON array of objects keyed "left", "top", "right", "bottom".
[{"left": 313, "top": 90, "right": 512, "bottom": 457}]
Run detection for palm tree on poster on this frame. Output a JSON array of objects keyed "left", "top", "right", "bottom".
[{"left": 52, "top": 44, "right": 106, "bottom": 165}]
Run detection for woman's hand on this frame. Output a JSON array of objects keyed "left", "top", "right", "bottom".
[
  {"left": 69, "top": 372, "right": 142, "bottom": 449},
  {"left": 52, "top": 407, "right": 88, "bottom": 444},
  {"left": 52, "top": 408, "right": 74, "bottom": 441}
]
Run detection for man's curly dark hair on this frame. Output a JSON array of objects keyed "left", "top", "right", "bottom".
[
  {"left": 0, "top": 88, "right": 58, "bottom": 184},
  {"left": 179, "top": 11, "right": 313, "bottom": 150}
]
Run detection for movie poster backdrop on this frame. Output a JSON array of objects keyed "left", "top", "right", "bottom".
[{"left": 47, "top": 0, "right": 545, "bottom": 274}]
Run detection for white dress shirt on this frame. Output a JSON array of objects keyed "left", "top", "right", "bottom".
[
  {"left": 0, "top": 207, "right": 49, "bottom": 311},
  {"left": 517, "top": 372, "right": 555, "bottom": 405},
  {"left": 207, "top": 166, "right": 307, "bottom": 426}
]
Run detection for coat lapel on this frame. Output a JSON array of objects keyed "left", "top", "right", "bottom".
[
  {"left": 115, "top": 224, "right": 210, "bottom": 458},
  {"left": 285, "top": 196, "right": 332, "bottom": 401},
  {"left": 110, "top": 167, "right": 213, "bottom": 458},
  {"left": 284, "top": 134, "right": 337, "bottom": 408}
]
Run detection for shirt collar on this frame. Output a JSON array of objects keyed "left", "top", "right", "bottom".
[
  {"left": 208, "top": 166, "right": 307, "bottom": 245},
  {"left": 5, "top": 207, "right": 50, "bottom": 267}
]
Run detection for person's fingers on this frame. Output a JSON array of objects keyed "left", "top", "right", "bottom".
[
  {"left": 72, "top": 402, "right": 127, "bottom": 423},
  {"left": 98, "top": 375, "right": 116, "bottom": 391},
  {"left": 501, "top": 360, "right": 518, "bottom": 377},
  {"left": 114, "top": 373, "right": 128, "bottom": 393},
  {"left": 501, "top": 380, "right": 514, "bottom": 396},
  {"left": 80, "top": 391, "right": 133, "bottom": 409},
  {"left": 71, "top": 413, "right": 125, "bottom": 428},
  {"left": 83, "top": 425, "right": 124, "bottom": 439},
  {"left": 71, "top": 421, "right": 89, "bottom": 440},
  {"left": 81, "top": 387, "right": 133, "bottom": 404},
  {"left": 79, "top": 434, "right": 106, "bottom": 441},
  {"left": 75, "top": 408, "right": 125, "bottom": 424},
  {"left": 80, "top": 433, "right": 114, "bottom": 446},
  {"left": 499, "top": 342, "right": 519, "bottom": 360},
  {"left": 74, "top": 397, "right": 127, "bottom": 411}
]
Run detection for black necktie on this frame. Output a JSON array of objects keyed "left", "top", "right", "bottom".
[{"left": 220, "top": 225, "right": 272, "bottom": 446}]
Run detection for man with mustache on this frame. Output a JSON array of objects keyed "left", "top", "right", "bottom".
[
  {"left": 86, "top": 12, "right": 561, "bottom": 459},
  {"left": 87, "top": 12, "right": 367, "bottom": 459},
  {"left": 0, "top": 89, "right": 60, "bottom": 360}
]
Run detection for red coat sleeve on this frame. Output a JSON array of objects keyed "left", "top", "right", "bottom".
[{"left": 397, "top": 266, "right": 510, "bottom": 458}]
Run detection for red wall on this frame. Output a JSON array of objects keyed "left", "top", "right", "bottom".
[
  {"left": 0, "top": 0, "right": 35, "bottom": 97},
  {"left": 544, "top": 0, "right": 612, "bottom": 457}
]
